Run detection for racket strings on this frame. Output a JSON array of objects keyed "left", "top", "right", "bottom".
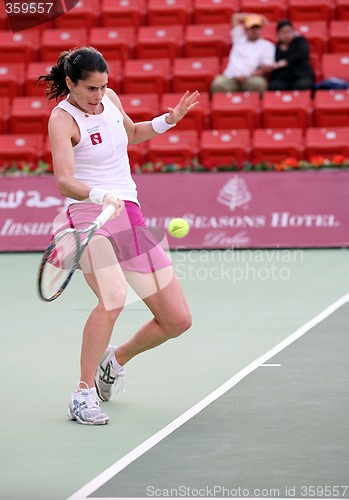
[{"left": 40, "top": 231, "right": 80, "bottom": 300}]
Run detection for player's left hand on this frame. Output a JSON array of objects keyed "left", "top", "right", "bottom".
[{"left": 166, "top": 90, "right": 200, "bottom": 125}]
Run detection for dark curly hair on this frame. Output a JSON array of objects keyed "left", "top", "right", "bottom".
[{"left": 276, "top": 19, "right": 294, "bottom": 32}]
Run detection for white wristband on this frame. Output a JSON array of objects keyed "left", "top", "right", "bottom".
[
  {"left": 151, "top": 113, "right": 176, "bottom": 134},
  {"left": 89, "top": 187, "right": 109, "bottom": 205}
]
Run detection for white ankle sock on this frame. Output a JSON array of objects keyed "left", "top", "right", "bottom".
[
  {"left": 110, "top": 353, "right": 123, "bottom": 372},
  {"left": 77, "top": 381, "right": 89, "bottom": 391}
]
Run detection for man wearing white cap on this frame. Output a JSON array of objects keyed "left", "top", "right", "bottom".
[{"left": 211, "top": 12, "right": 275, "bottom": 95}]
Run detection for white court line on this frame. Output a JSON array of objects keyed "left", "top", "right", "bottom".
[
  {"left": 67, "top": 292, "right": 349, "bottom": 500},
  {"left": 87, "top": 498, "right": 338, "bottom": 500},
  {"left": 260, "top": 363, "right": 282, "bottom": 367}
]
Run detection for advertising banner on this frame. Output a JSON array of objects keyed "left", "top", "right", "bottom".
[{"left": 0, "top": 171, "right": 348, "bottom": 251}]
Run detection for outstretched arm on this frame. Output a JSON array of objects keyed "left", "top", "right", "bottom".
[{"left": 106, "top": 89, "right": 200, "bottom": 144}]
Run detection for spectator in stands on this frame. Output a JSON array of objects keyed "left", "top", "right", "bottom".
[
  {"left": 265, "top": 19, "right": 314, "bottom": 91},
  {"left": 211, "top": 12, "right": 275, "bottom": 96}
]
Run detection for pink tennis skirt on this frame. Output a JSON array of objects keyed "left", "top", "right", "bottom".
[{"left": 63, "top": 201, "right": 172, "bottom": 274}]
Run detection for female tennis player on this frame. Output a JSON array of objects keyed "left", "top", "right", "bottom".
[{"left": 38, "top": 47, "right": 199, "bottom": 425}]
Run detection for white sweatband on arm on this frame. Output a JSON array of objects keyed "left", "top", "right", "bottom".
[
  {"left": 89, "top": 187, "right": 109, "bottom": 205},
  {"left": 151, "top": 113, "right": 176, "bottom": 134}
]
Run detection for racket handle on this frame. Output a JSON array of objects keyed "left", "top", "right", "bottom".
[{"left": 94, "top": 204, "right": 116, "bottom": 229}]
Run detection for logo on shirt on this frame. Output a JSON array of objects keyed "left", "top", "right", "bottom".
[{"left": 90, "top": 132, "right": 102, "bottom": 145}]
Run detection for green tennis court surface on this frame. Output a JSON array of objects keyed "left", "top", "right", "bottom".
[
  {"left": 78, "top": 300, "right": 349, "bottom": 500},
  {"left": 0, "top": 249, "right": 348, "bottom": 500}
]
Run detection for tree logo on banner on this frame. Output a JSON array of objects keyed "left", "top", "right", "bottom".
[{"left": 217, "top": 176, "right": 252, "bottom": 211}]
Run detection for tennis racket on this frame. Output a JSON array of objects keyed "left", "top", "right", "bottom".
[{"left": 38, "top": 204, "right": 115, "bottom": 302}]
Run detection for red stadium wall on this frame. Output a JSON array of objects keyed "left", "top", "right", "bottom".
[{"left": 0, "top": 171, "right": 348, "bottom": 251}]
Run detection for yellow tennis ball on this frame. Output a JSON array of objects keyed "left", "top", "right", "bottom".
[{"left": 168, "top": 218, "right": 190, "bottom": 238}]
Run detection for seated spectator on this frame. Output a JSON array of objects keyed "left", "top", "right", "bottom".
[
  {"left": 266, "top": 19, "right": 314, "bottom": 91},
  {"left": 211, "top": 12, "right": 275, "bottom": 96}
]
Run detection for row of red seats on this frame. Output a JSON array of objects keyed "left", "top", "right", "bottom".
[
  {"left": 1, "top": 127, "right": 348, "bottom": 168},
  {"left": 1, "top": 0, "right": 348, "bottom": 30},
  {"left": 0, "top": 25, "right": 231, "bottom": 64},
  {"left": 1, "top": 54, "right": 348, "bottom": 100},
  {"left": 1, "top": 90, "right": 349, "bottom": 136},
  {"left": 129, "top": 127, "right": 349, "bottom": 165},
  {"left": 1, "top": 21, "right": 349, "bottom": 65}
]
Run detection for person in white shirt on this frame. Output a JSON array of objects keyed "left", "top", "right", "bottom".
[
  {"left": 211, "top": 13, "right": 275, "bottom": 95},
  {"left": 38, "top": 47, "right": 199, "bottom": 426}
]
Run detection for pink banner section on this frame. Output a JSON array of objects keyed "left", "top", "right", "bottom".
[{"left": 0, "top": 171, "right": 348, "bottom": 251}]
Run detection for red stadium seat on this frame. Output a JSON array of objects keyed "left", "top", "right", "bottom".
[
  {"left": 321, "top": 53, "right": 349, "bottom": 80},
  {"left": 54, "top": 0, "right": 99, "bottom": 29},
  {"left": 220, "top": 56, "right": 229, "bottom": 74},
  {"left": 0, "top": 134, "right": 44, "bottom": 164},
  {"left": 329, "top": 21, "right": 349, "bottom": 52},
  {"left": 252, "top": 128, "right": 304, "bottom": 162},
  {"left": 89, "top": 27, "right": 136, "bottom": 63},
  {"left": 0, "top": 97, "right": 10, "bottom": 133},
  {"left": 261, "top": 23, "right": 277, "bottom": 44},
  {"left": 123, "top": 59, "right": 172, "bottom": 94},
  {"left": 0, "top": 1, "right": 10, "bottom": 29},
  {"left": 119, "top": 93, "right": 160, "bottom": 122},
  {"left": 193, "top": 0, "right": 239, "bottom": 24},
  {"left": 0, "top": 31, "right": 40, "bottom": 64},
  {"left": 240, "top": 0, "right": 287, "bottom": 22},
  {"left": 147, "top": 130, "right": 198, "bottom": 164},
  {"left": 127, "top": 142, "right": 148, "bottom": 171},
  {"left": 160, "top": 92, "right": 210, "bottom": 131},
  {"left": 200, "top": 129, "right": 251, "bottom": 167},
  {"left": 136, "top": 26, "right": 184, "bottom": 61},
  {"left": 211, "top": 92, "right": 261, "bottom": 132},
  {"left": 0, "top": 63, "right": 25, "bottom": 98},
  {"left": 40, "top": 29, "right": 88, "bottom": 62},
  {"left": 107, "top": 61, "right": 124, "bottom": 94},
  {"left": 184, "top": 24, "right": 231, "bottom": 60},
  {"left": 305, "top": 127, "right": 349, "bottom": 159},
  {"left": 314, "top": 90, "right": 349, "bottom": 127},
  {"left": 293, "top": 21, "right": 328, "bottom": 57},
  {"left": 310, "top": 53, "right": 322, "bottom": 82},
  {"left": 172, "top": 57, "right": 219, "bottom": 93},
  {"left": 10, "top": 97, "right": 52, "bottom": 134},
  {"left": 147, "top": 0, "right": 193, "bottom": 26},
  {"left": 288, "top": 0, "right": 335, "bottom": 23},
  {"left": 25, "top": 62, "right": 55, "bottom": 96},
  {"left": 262, "top": 91, "right": 313, "bottom": 130},
  {"left": 336, "top": 0, "right": 349, "bottom": 20},
  {"left": 101, "top": 0, "right": 146, "bottom": 28}
]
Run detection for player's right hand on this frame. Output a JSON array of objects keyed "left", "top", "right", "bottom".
[{"left": 103, "top": 193, "right": 125, "bottom": 218}]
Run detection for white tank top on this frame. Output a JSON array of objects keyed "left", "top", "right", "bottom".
[{"left": 55, "top": 94, "right": 139, "bottom": 206}]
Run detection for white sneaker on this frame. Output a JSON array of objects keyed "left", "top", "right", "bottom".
[
  {"left": 94, "top": 345, "right": 126, "bottom": 402},
  {"left": 68, "top": 383, "right": 109, "bottom": 425}
]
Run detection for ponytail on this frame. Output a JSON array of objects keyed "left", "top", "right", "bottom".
[
  {"left": 37, "top": 47, "right": 108, "bottom": 101},
  {"left": 37, "top": 51, "right": 70, "bottom": 101}
]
